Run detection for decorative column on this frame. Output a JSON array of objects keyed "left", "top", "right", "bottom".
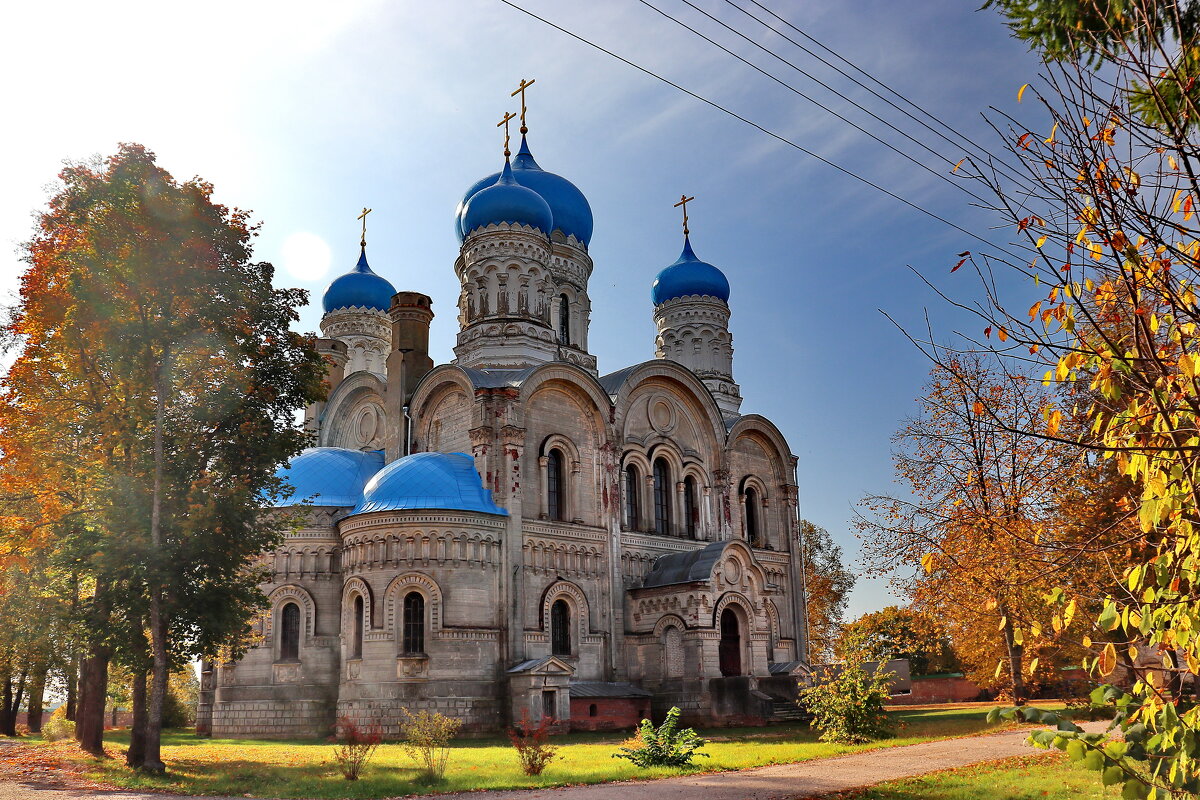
[
  {"left": 570, "top": 459, "right": 583, "bottom": 524},
  {"left": 674, "top": 481, "right": 686, "bottom": 538},
  {"left": 537, "top": 455, "right": 549, "bottom": 520}
]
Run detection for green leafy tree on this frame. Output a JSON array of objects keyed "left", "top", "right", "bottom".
[
  {"left": 800, "top": 632, "right": 893, "bottom": 744},
  {"left": 840, "top": 606, "right": 960, "bottom": 677},
  {"left": 2, "top": 144, "right": 327, "bottom": 770}
]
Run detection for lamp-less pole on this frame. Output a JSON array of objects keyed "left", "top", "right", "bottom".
[{"left": 398, "top": 348, "right": 413, "bottom": 456}]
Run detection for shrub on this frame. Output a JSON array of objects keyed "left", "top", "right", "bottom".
[
  {"left": 41, "top": 707, "right": 74, "bottom": 742},
  {"left": 399, "top": 708, "right": 462, "bottom": 783},
  {"left": 329, "top": 716, "right": 382, "bottom": 781},
  {"left": 612, "top": 707, "right": 708, "bottom": 768},
  {"left": 800, "top": 644, "right": 893, "bottom": 744},
  {"left": 508, "top": 710, "right": 559, "bottom": 776}
]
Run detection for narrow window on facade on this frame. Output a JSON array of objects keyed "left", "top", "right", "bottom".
[
  {"left": 551, "top": 599, "right": 571, "bottom": 655},
  {"left": 547, "top": 448, "right": 565, "bottom": 521},
  {"left": 653, "top": 458, "right": 671, "bottom": 535},
  {"left": 589, "top": 703, "right": 598, "bottom": 717},
  {"left": 558, "top": 294, "right": 570, "bottom": 344},
  {"left": 624, "top": 464, "right": 640, "bottom": 529},
  {"left": 280, "top": 602, "right": 300, "bottom": 661},
  {"left": 542, "top": 690, "right": 557, "bottom": 720},
  {"left": 745, "top": 487, "right": 762, "bottom": 547},
  {"left": 403, "top": 591, "right": 425, "bottom": 654},
  {"left": 683, "top": 476, "right": 698, "bottom": 539},
  {"left": 351, "top": 595, "right": 364, "bottom": 658}
]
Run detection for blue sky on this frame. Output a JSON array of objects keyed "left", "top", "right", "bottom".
[{"left": 0, "top": 0, "right": 1049, "bottom": 618}]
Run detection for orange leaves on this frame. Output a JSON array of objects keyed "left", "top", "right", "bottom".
[
  {"left": 951, "top": 251, "right": 971, "bottom": 273},
  {"left": 1099, "top": 642, "right": 1117, "bottom": 675}
]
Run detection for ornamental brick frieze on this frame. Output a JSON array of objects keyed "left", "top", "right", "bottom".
[
  {"left": 522, "top": 538, "right": 605, "bottom": 578},
  {"left": 522, "top": 522, "right": 607, "bottom": 541},
  {"left": 270, "top": 546, "right": 339, "bottom": 579},
  {"left": 339, "top": 530, "right": 502, "bottom": 573}
]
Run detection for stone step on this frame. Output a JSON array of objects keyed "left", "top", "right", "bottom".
[{"left": 770, "top": 700, "right": 808, "bottom": 722}]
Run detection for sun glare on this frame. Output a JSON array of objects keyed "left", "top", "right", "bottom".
[{"left": 280, "top": 232, "right": 333, "bottom": 282}]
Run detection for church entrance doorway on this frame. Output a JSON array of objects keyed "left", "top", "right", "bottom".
[{"left": 719, "top": 608, "right": 741, "bottom": 676}]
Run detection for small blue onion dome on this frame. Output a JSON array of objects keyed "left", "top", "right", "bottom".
[
  {"left": 322, "top": 248, "right": 397, "bottom": 313},
  {"left": 271, "top": 447, "right": 385, "bottom": 508},
  {"left": 350, "top": 452, "right": 507, "bottom": 516},
  {"left": 455, "top": 136, "right": 594, "bottom": 246},
  {"left": 651, "top": 236, "right": 731, "bottom": 305},
  {"left": 461, "top": 159, "right": 554, "bottom": 239}
]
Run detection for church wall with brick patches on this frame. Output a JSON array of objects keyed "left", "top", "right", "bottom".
[{"left": 196, "top": 94, "right": 812, "bottom": 738}]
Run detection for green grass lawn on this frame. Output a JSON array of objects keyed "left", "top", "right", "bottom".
[
  {"left": 832, "top": 753, "right": 1108, "bottom": 799},
  {"left": 13, "top": 705, "right": 1058, "bottom": 799}
]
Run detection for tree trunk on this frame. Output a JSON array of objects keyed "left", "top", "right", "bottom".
[
  {"left": 142, "top": 353, "right": 169, "bottom": 775},
  {"left": 126, "top": 670, "right": 147, "bottom": 768},
  {"left": 1001, "top": 614, "right": 1026, "bottom": 706},
  {"left": 74, "top": 643, "right": 110, "bottom": 756},
  {"left": 65, "top": 653, "right": 78, "bottom": 721},
  {"left": 0, "top": 675, "right": 14, "bottom": 737},
  {"left": 26, "top": 662, "right": 48, "bottom": 733}
]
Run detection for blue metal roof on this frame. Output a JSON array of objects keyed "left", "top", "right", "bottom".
[
  {"left": 350, "top": 452, "right": 507, "bottom": 516},
  {"left": 272, "top": 447, "right": 385, "bottom": 508},
  {"left": 455, "top": 136, "right": 593, "bottom": 246},
  {"left": 460, "top": 159, "right": 554, "bottom": 239},
  {"left": 651, "top": 236, "right": 730, "bottom": 305},
  {"left": 322, "top": 248, "right": 397, "bottom": 313}
]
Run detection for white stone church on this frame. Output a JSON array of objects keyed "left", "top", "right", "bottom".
[{"left": 196, "top": 114, "right": 810, "bottom": 738}]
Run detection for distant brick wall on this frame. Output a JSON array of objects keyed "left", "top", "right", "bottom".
[
  {"left": 569, "top": 697, "right": 648, "bottom": 732},
  {"left": 888, "top": 674, "right": 984, "bottom": 705}
]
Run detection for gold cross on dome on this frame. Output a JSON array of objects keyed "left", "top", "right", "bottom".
[
  {"left": 511, "top": 78, "right": 536, "bottom": 134},
  {"left": 357, "top": 207, "right": 372, "bottom": 248},
  {"left": 674, "top": 194, "right": 695, "bottom": 236},
  {"left": 498, "top": 111, "right": 517, "bottom": 157}
]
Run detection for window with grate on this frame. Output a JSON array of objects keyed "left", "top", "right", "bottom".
[
  {"left": 558, "top": 294, "right": 570, "bottom": 344},
  {"left": 547, "top": 449, "right": 565, "bottom": 521},
  {"left": 280, "top": 602, "right": 300, "bottom": 661},
  {"left": 351, "top": 595, "right": 364, "bottom": 658},
  {"left": 745, "top": 487, "right": 762, "bottom": 546},
  {"left": 624, "top": 464, "right": 640, "bottom": 529},
  {"left": 402, "top": 592, "right": 425, "bottom": 654},
  {"left": 653, "top": 458, "right": 671, "bottom": 535},
  {"left": 551, "top": 599, "right": 571, "bottom": 655},
  {"left": 684, "top": 476, "right": 698, "bottom": 538}
]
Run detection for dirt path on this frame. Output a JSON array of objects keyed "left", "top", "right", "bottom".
[{"left": 0, "top": 721, "right": 1110, "bottom": 800}]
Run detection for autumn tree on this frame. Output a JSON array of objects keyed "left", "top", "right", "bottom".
[
  {"left": 797, "top": 520, "right": 855, "bottom": 661},
  {"left": 1, "top": 144, "right": 326, "bottom": 770},
  {"left": 857, "top": 358, "right": 1082, "bottom": 702},
  {"left": 905, "top": 1, "right": 1200, "bottom": 794}
]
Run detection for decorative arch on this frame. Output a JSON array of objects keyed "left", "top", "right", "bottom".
[
  {"left": 266, "top": 585, "right": 316, "bottom": 641},
  {"left": 518, "top": 362, "right": 614, "bottom": 426},
  {"left": 609, "top": 360, "right": 727, "bottom": 452},
  {"left": 341, "top": 577, "right": 374, "bottom": 630},
  {"left": 713, "top": 591, "right": 757, "bottom": 635},
  {"left": 540, "top": 580, "right": 591, "bottom": 642},
  {"left": 320, "top": 371, "right": 387, "bottom": 449},
  {"left": 383, "top": 572, "right": 443, "bottom": 638},
  {"left": 726, "top": 415, "right": 795, "bottom": 487}
]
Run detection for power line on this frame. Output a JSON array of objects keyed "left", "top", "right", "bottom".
[
  {"left": 638, "top": 0, "right": 997, "bottom": 208},
  {"left": 728, "top": 0, "right": 1034, "bottom": 192},
  {"left": 496, "top": 0, "right": 1031, "bottom": 262}
]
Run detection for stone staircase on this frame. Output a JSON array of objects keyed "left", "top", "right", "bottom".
[{"left": 770, "top": 699, "right": 808, "bottom": 723}]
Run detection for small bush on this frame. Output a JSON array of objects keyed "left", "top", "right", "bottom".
[
  {"left": 329, "top": 716, "right": 382, "bottom": 781},
  {"left": 399, "top": 708, "right": 462, "bottom": 783},
  {"left": 800, "top": 644, "right": 893, "bottom": 744},
  {"left": 612, "top": 707, "right": 708, "bottom": 768},
  {"left": 508, "top": 711, "right": 559, "bottom": 776},
  {"left": 41, "top": 707, "right": 74, "bottom": 742}
]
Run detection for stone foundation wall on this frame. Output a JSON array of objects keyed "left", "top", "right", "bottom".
[{"left": 337, "top": 679, "right": 503, "bottom": 735}]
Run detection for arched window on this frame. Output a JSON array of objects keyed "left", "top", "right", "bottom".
[
  {"left": 280, "top": 602, "right": 300, "bottom": 661},
  {"left": 547, "top": 449, "right": 565, "bottom": 521},
  {"left": 558, "top": 293, "right": 570, "bottom": 344},
  {"left": 719, "top": 608, "right": 742, "bottom": 676},
  {"left": 653, "top": 458, "right": 671, "bottom": 535},
  {"left": 551, "top": 599, "right": 571, "bottom": 655},
  {"left": 589, "top": 703, "right": 598, "bottom": 717},
  {"left": 351, "top": 595, "right": 364, "bottom": 658},
  {"left": 402, "top": 592, "right": 425, "bottom": 654},
  {"left": 624, "top": 464, "right": 641, "bottom": 530},
  {"left": 683, "top": 476, "right": 698, "bottom": 539},
  {"left": 745, "top": 487, "right": 762, "bottom": 546}
]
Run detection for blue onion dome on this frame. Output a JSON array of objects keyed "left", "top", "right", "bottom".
[
  {"left": 460, "top": 159, "right": 554, "bottom": 239},
  {"left": 651, "top": 236, "right": 731, "bottom": 305},
  {"left": 271, "top": 448, "right": 385, "bottom": 508},
  {"left": 322, "top": 248, "right": 397, "bottom": 313},
  {"left": 350, "top": 452, "right": 507, "bottom": 516},
  {"left": 455, "top": 136, "right": 594, "bottom": 246}
]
